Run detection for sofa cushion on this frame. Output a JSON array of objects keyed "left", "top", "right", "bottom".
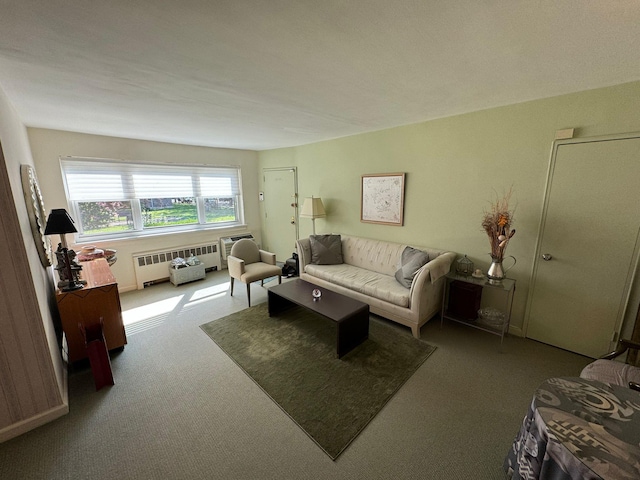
[
  {"left": 310, "top": 234, "right": 343, "bottom": 265},
  {"left": 305, "top": 263, "right": 410, "bottom": 307},
  {"left": 341, "top": 235, "right": 405, "bottom": 277},
  {"left": 395, "top": 246, "right": 430, "bottom": 288}
]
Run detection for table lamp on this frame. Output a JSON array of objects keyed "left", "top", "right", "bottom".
[
  {"left": 300, "top": 196, "right": 326, "bottom": 235},
  {"left": 44, "top": 209, "right": 83, "bottom": 291}
]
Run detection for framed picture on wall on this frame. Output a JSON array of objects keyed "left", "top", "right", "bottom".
[
  {"left": 20, "top": 164, "right": 51, "bottom": 267},
  {"left": 360, "top": 173, "right": 405, "bottom": 226}
]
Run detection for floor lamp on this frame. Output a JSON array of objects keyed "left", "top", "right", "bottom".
[{"left": 300, "top": 196, "right": 326, "bottom": 235}]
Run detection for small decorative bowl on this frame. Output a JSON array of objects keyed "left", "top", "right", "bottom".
[
  {"left": 477, "top": 307, "right": 505, "bottom": 328},
  {"left": 77, "top": 245, "right": 105, "bottom": 261}
]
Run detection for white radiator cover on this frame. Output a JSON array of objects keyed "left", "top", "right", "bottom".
[{"left": 132, "top": 242, "right": 220, "bottom": 289}]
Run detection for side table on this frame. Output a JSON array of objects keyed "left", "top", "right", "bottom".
[
  {"left": 55, "top": 258, "right": 127, "bottom": 363},
  {"left": 441, "top": 272, "right": 516, "bottom": 348}
]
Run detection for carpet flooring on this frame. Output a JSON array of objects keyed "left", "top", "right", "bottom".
[{"left": 200, "top": 303, "right": 436, "bottom": 459}]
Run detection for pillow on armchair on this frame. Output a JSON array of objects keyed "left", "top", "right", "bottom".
[
  {"left": 310, "top": 234, "right": 343, "bottom": 265},
  {"left": 579, "top": 339, "right": 640, "bottom": 390},
  {"left": 580, "top": 360, "right": 640, "bottom": 388}
]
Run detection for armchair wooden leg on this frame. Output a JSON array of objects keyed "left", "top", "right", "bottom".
[
  {"left": 246, "top": 284, "right": 251, "bottom": 307},
  {"left": 230, "top": 277, "right": 234, "bottom": 296},
  {"left": 278, "top": 275, "right": 282, "bottom": 284}
]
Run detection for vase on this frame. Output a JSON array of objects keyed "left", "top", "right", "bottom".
[{"left": 487, "top": 255, "right": 516, "bottom": 285}]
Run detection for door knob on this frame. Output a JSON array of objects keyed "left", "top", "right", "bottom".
[{"left": 542, "top": 254, "right": 553, "bottom": 261}]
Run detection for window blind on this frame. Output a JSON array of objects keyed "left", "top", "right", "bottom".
[
  {"left": 200, "top": 176, "right": 234, "bottom": 197},
  {"left": 60, "top": 158, "right": 241, "bottom": 200}
]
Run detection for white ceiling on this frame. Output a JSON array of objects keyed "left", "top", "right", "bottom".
[{"left": 1, "top": 1, "right": 639, "bottom": 151}]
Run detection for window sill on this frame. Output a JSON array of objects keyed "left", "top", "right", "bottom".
[{"left": 74, "top": 223, "right": 249, "bottom": 245}]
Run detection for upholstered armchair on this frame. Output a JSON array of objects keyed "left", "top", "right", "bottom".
[
  {"left": 227, "top": 239, "right": 282, "bottom": 307},
  {"left": 580, "top": 339, "right": 640, "bottom": 391}
]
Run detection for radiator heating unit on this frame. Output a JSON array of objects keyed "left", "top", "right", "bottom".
[{"left": 132, "top": 242, "right": 221, "bottom": 289}]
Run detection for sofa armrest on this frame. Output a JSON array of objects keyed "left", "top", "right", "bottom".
[
  {"left": 423, "top": 252, "right": 456, "bottom": 285},
  {"left": 409, "top": 251, "right": 455, "bottom": 312},
  {"left": 296, "top": 238, "right": 312, "bottom": 273},
  {"left": 227, "top": 255, "right": 245, "bottom": 278},
  {"left": 259, "top": 250, "right": 276, "bottom": 265}
]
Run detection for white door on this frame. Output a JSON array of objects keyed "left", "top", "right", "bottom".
[
  {"left": 262, "top": 168, "right": 298, "bottom": 262},
  {"left": 525, "top": 134, "right": 640, "bottom": 358}
]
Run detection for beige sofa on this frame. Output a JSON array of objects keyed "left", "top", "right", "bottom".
[{"left": 296, "top": 234, "right": 456, "bottom": 338}]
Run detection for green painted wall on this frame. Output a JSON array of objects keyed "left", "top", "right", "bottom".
[{"left": 258, "top": 80, "right": 640, "bottom": 335}]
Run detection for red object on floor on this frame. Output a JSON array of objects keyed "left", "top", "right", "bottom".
[{"left": 80, "top": 320, "right": 114, "bottom": 391}]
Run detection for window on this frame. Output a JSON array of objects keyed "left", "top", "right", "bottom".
[{"left": 61, "top": 158, "right": 243, "bottom": 240}]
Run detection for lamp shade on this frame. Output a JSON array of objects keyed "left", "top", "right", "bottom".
[
  {"left": 299, "top": 197, "right": 326, "bottom": 219},
  {"left": 44, "top": 209, "right": 77, "bottom": 235}
]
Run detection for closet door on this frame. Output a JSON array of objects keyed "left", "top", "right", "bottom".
[{"left": 525, "top": 134, "right": 640, "bottom": 358}]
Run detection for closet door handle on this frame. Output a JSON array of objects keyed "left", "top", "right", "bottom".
[{"left": 542, "top": 254, "right": 553, "bottom": 261}]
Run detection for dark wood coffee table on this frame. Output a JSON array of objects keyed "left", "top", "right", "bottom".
[{"left": 268, "top": 279, "right": 369, "bottom": 358}]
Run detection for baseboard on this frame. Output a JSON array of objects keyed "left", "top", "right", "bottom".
[
  {"left": 0, "top": 402, "right": 69, "bottom": 444},
  {"left": 119, "top": 284, "right": 138, "bottom": 293},
  {"left": 508, "top": 325, "right": 524, "bottom": 337}
]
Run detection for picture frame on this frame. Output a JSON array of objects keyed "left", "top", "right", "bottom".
[
  {"left": 20, "top": 164, "right": 51, "bottom": 268},
  {"left": 360, "top": 173, "right": 405, "bottom": 226}
]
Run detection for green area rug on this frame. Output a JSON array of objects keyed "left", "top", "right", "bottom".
[{"left": 200, "top": 303, "right": 436, "bottom": 459}]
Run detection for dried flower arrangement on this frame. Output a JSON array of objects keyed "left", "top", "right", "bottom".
[{"left": 482, "top": 188, "right": 516, "bottom": 260}]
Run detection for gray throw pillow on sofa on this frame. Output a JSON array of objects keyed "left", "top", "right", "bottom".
[
  {"left": 395, "top": 246, "right": 430, "bottom": 288},
  {"left": 310, "top": 234, "right": 343, "bottom": 265}
]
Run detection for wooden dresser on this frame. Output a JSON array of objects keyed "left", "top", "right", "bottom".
[{"left": 55, "top": 258, "right": 127, "bottom": 363}]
